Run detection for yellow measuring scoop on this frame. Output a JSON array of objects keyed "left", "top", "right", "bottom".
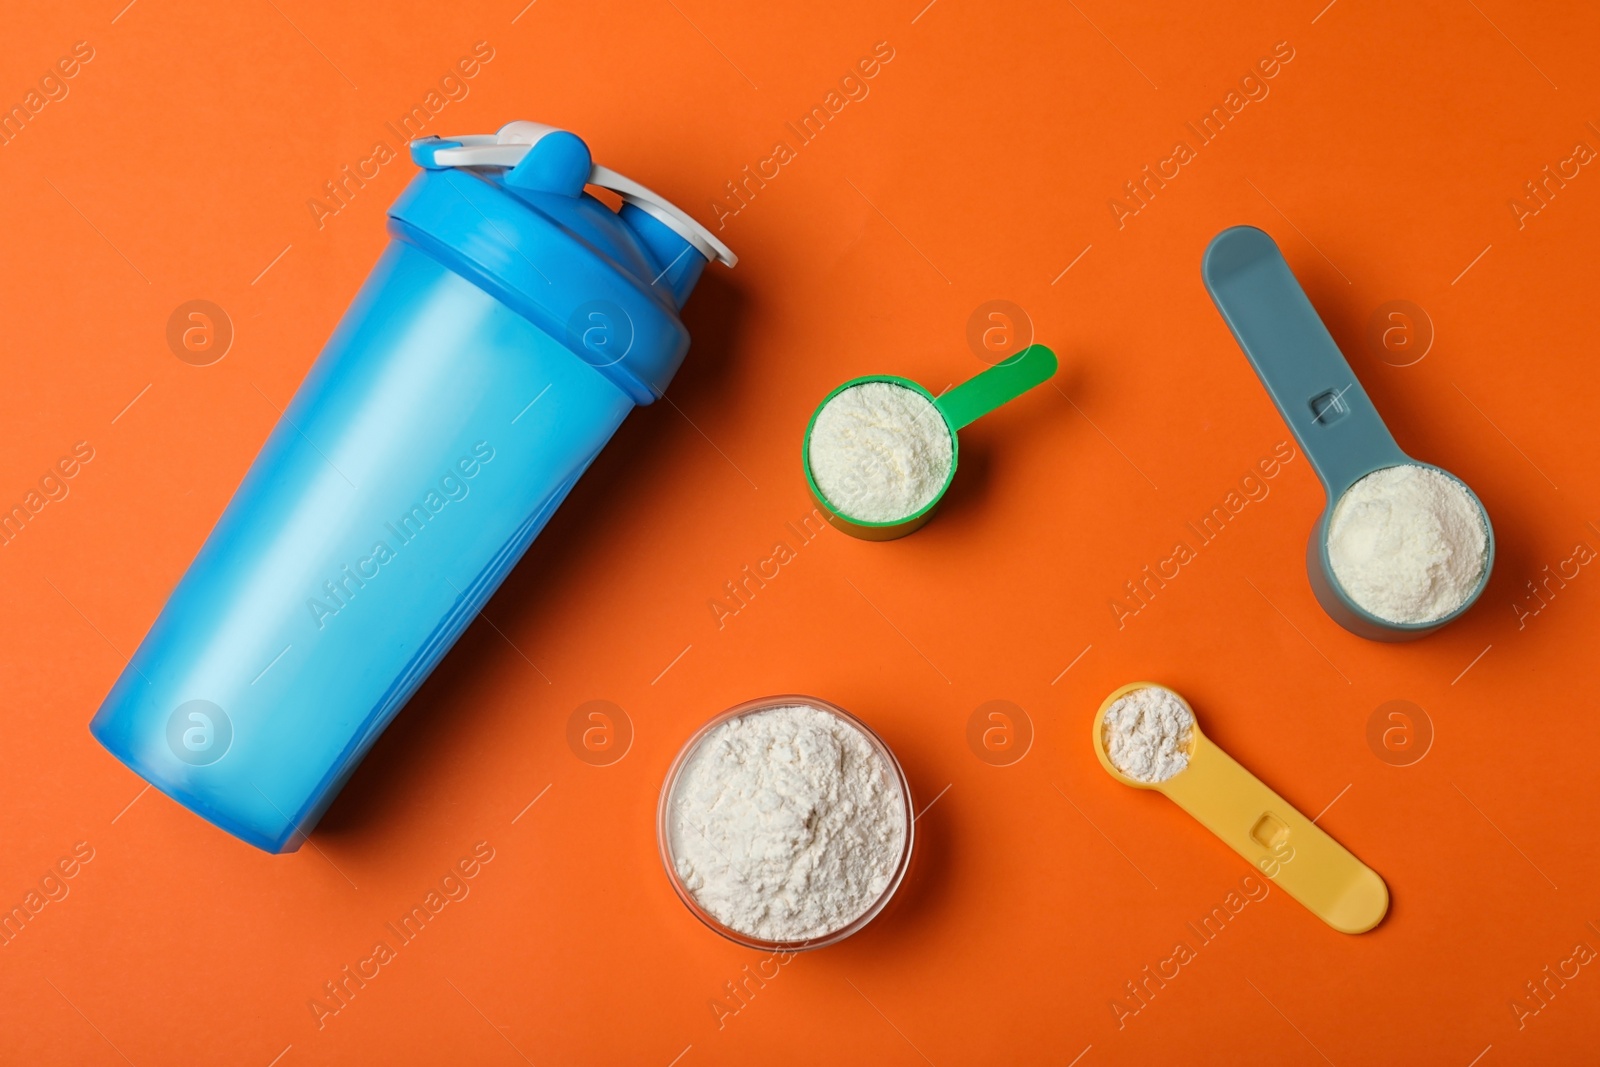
[{"left": 1091, "top": 682, "right": 1388, "bottom": 934}]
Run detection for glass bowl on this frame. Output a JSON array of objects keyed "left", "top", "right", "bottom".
[{"left": 656, "top": 694, "right": 915, "bottom": 951}]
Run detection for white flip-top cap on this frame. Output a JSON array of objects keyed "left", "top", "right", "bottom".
[{"left": 426, "top": 121, "right": 736, "bottom": 268}]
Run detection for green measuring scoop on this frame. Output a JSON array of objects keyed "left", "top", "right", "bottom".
[{"left": 802, "top": 343, "right": 1058, "bottom": 540}]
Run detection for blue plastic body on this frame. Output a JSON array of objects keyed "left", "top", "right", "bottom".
[
  {"left": 1201, "top": 225, "right": 1494, "bottom": 641},
  {"left": 90, "top": 131, "right": 716, "bottom": 851}
]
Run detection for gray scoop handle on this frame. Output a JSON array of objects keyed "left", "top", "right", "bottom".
[{"left": 1201, "top": 226, "right": 1406, "bottom": 499}]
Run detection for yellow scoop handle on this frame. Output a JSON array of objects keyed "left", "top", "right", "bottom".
[
  {"left": 1160, "top": 731, "right": 1388, "bottom": 934},
  {"left": 1093, "top": 682, "right": 1388, "bottom": 935}
]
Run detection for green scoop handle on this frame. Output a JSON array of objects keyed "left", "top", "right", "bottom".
[{"left": 934, "top": 344, "right": 1058, "bottom": 430}]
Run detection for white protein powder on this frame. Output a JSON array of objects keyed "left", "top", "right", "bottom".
[
  {"left": 668, "top": 703, "right": 907, "bottom": 942},
  {"left": 1326, "top": 464, "right": 1488, "bottom": 624},
  {"left": 1103, "top": 687, "right": 1194, "bottom": 783},
  {"left": 807, "top": 381, "right": 953, "bottom": 523}
]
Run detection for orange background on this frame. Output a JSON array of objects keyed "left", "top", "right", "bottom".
[{"left": 3, "top": 0, "right": 1599, "bottom": 1063}]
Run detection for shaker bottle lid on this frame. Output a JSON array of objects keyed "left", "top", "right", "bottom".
[
  {"left": 416, "top": 122, "right": 737, "bottom": 269},
  {"left": 391, "top": 121, "right": 735, "bottom": 404}
]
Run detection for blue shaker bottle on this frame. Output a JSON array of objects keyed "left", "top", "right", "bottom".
[{"left": 89, "top": 122, "right": 736, "bottom": 852}]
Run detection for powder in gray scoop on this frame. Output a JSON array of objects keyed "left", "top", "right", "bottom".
[{"left": 1327, "top": 464, "right": 1488, "bottom": 624}]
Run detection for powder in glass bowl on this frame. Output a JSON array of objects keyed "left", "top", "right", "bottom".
[{"left": 667, "top": 703, "right": 908, "bottom": 943}]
